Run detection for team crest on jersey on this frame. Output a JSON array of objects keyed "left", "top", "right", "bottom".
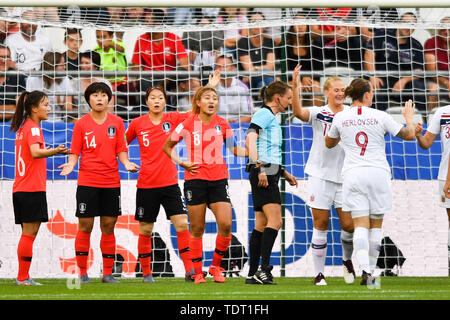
[
  {"left": 107, "top": 126, "right": 116, "bottom": 138},
  {"left": 162, "top": 122, "right": 171, "bottom": 133},
  {"left": 215, "top": 125, "right": 222, "bottom": 134}
]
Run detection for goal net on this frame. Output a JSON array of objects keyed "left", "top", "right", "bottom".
[{"left": 0, "top": 5, "right": 449, "bottom": 279}]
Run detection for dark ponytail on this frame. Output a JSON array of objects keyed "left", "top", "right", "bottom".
[
  {"left": 10, "top": 90, "right": 47, "bottom": 133},
  {"left": 345, "top": 78, "right": 371, "bottom": 102},
  {"left": 259, "top": 81, "right": 291, "bottom": 103}
]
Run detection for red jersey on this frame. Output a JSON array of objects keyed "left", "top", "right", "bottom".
[
  {"left": 424, "top": 36, "right": 450, "bottom": 71},
  {"left": 70, "top": 112, "right": 128, "bottom": 188},
  {"left": 126, "top": 112, "right": 189, "bottom": 188},
  {"left": 13, "top": 119, "right": 46, "bottom": 192},
  {"left": 171, "top": 114, "right": 234, "bottom": 181},
  {"left": 131, "top": 32, "right": 188, "bottom": 71}
]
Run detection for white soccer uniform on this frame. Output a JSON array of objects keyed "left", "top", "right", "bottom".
[
  {"left": 426, "top": 105, "right": 450, "bottom": 208},
  {"left": 305, "top": 105, "right": 349, "bottom": 209},
  {"left": 328, "top": 106, "right": 403, "bottom": 216},
  {"left": 5, "top": 31, "right": 52, "bottom": 71}
]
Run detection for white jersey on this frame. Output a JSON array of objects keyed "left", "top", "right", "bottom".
[
  {"left": 5, "top": 31, "right": 52, "bottom": 71},
  {"left": 304, "top": 104, "right": 349, "bottom": 183},
  {"left": 216, "top": 78, "right": 253, "bottom": 122},
  {"left": 426, "top": 104, "right": 450, "bottom": 181},
  {"left": 328, "top": 105, "right": 403, "bottom": 175}
]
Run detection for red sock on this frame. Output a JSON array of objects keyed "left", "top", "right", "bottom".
[
  {"left": 177, "top": 230, "right": 193, "bottom": 273},
  {"left": 100, "top": 233, "right": 116, "bottom": 277},
  {"left": 211, "top": 234, "right": 231, "bottom": 268},
  {"left": 138, "top": 234, "right": 152, "bottom": 277},
  {"left": 190, "top": 237, "right": 203, "bottom": 275},
  {"left": 75, "top": 230, "right": 91, "bottom": 276},
  {"left": 17, "top": 234, "right": 35, "bottom": 281}
]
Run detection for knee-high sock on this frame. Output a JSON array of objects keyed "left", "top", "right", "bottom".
[
  {"left": 248, "top": 229, "right": 263, "bottom": 277},
  {"left": 100, "top": 233, "right": 116, "bottom": 277},
  {"left": 369, "top": 228, "right": 382, "bottom": 274},
  {"left": 17, "top": 234, "right": 35, "bottom": 281},
  {"left": 353, "top": 227, "right": 370, "bottom": 274},
  {"left": 75, "top": 230, "right": 91, "bottom": 276},
  {"left": 260, "top": 227, "right": 278, "bottom": 269},
  {"left": 190, "top": 237, "right": 203, "bottom": 275},
  {"left": 312, "top": 228, "right": 328, "bottom": 276},
  {"left": 211, "top": 234, "right": 231, "bottom": 268},
  {"left": 138, "top": 233, "right": 152, "bottom": 277},
  {"left": 341, "top": 230, "right": 354, "bottom": 261},
  {"left": 177, "top": 230, "right": 193, "bottom": 273}
]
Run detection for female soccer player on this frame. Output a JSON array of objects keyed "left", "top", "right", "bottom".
[
  {"left": 59, "top": 82, "right": 139, "bottom": 284},
  {"left": 291, "top": 64, "right": 355, "bottom": 286},
  {"left": 325, "top": 78, "right": 415, "bottom": 285},
  {"left": 11, "top": 90, "right": 69, "bottom": 285},
  {"left": 126, "top": 85, "right": 195, "bottom": 283},
  {"left": 245, "top": 79, "right": 298, "bottom": 285},
  {"left": 163, "top": 79, "right": 248, "bottom": 284},
  {"left": 415, "top": 105, "right": 450, "bottom": 275}
]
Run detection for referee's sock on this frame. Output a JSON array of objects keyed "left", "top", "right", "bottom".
[
  {"left": 17, "top": 234, "right": 35, "bottom": 281},
  {"left": 75, "top": 230, "right": 91, "bottom": 276},
  {"left": 138, "top": 233, "right": 152, "bottom": 277},
  {"left": 100, "top": 233, "right": 116, "bottom": 277},
  {"left": 248, "top": 229, "right": 263, "bottom": 277},
  {"left": 211, "top": 234, "right": 231, "bottom": 267},
  {"left": 190, "top": 237, "right": 203, "bottom": 275},
  {"left": 261, "top": 227, "right": 279, "bottom": 269}
]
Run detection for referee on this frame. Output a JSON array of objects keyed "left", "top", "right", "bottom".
[{"left": 245, "top": 80, "right": 298, "bottom": 285}]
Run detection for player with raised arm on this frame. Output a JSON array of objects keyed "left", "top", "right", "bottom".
[
  {"left": 59, "top": 82, "right": 139, "bottom": 284},
  {"left": 126, "top": 85, "right": 195, "bottom": 282},
  {"left": 163, "top": 75, "right": 248, "bottom": 284},
  {"left": 325, "top": 78, "right": 415, "bottom": 285},
  {"left": 245, "top": 79, "right": 298, "bottom": 285},
  {"left": 291, "top": 64, "right": 355, "bottom": 286},
  {"left": 415, "top": 105, "right": 450, "bottom": 275},
  {"left": 11, "top": 90, "right": 69, "bottom": 285}
]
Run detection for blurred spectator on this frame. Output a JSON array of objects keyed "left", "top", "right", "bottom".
[
  {"left": 169, "top": 74, "right": 201, "bottom": 112},
  {"left": 71, "top": 51, "right": 114, "bottom": 116},
  {"left": 26, "top": 51, "right": 74, "bottom": 121},
  {"left": 424, "top": 16, "right": 450, "bottom": 108},
  {"left": 5, "top": 9, "right": 52, "bottom": 71},
  {"left": 58, "top": 7, "right": 110, "bottom": 25},
  {"left": 365, "top": 12, "right": 433, "bottom": 111},
  {"left": 64, "top": 28, "right": 83, "bottom": 76},
  {"left": 215, "top": 53, "right": 253, "bottom": 122},
  {"left": 0, "top": 44, "right": 26, "bottom": 121},
  {"left": 237, "top": 11, "right": 275, "bottom": 92},
  {"left": 286, "top": 13, "right": 324, "bottom": 107},
  {"left": 34, "top": 7, "right": 60, "bottom": 22},
  {"left": 217, "top": 8, "right": 248, "bottom": 57},
  {"left": 0, "top": 17, "right": 7, "bottom": 44}
]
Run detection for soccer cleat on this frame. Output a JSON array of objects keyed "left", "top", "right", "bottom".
[
  {"left": 208, "top": 265, "right": 226, "bottom": 283},
  {"left": 185, "top": 269, "right": 207, "bottom": 282},
  {"left": 15, "top": 278, "right": 42, "bottom": 286},
  {"left": 254, "top": 266, "right": 276, "bottom": 285},
  {"left": 314, "top": 273, "right": 327, "bottom": 286},
  {"left": 143, "top": 274, "right": 155, "bottom": 283},
  {"left": 342, "top": 260, "right": 356, "bottom": 284},
  {"left": 194, "top": 273, "right": 207, "bottom": 283},
  {"left": 360, "top": 271, "right": 375, "bottom": 286},
  {"left": 245, "top": 276, "right": 262, "bottom": 285},
  {"left": 102, "top": 274, "right": 119, "bottom": 283},
  {"left": 79, "top": 274, "right": 91, "bottom": 284}
]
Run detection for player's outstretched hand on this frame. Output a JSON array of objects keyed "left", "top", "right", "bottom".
[
  {"left": 292, "top": 64, "right": 302, "bottom": 90},
  {"left": 53, "top": 145, "right": 70, "bottom": 155},
  {"left": 208, "top": 70, "right": 221, "bottom": 89},
  {"left": 124, "top": 161, "right": 140, "bottom": 173},
  {"left": 401, "top": 99, "right": 415, "bottom": 122},
  {"left": 59, "top": 163, "right": 75, "bottom": 176},
  {"left": 415, "top": 123, "right": 423, "bottom": 137}
]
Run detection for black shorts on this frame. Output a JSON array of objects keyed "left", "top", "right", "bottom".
[
  {"left": 249, "top": 165, "right": 282, "bottom": 212},
  {"left": 183, "top": 179, "right": 231, "bottom": 206},
  {"left": 135, "top": 184, "right": 187, "bottom": 223},
  {"left": 76, "top": 186, "right": 121, "bottom": 218},
  {"left": 13, "top": 192, "right": 48, "bottom": 225}
]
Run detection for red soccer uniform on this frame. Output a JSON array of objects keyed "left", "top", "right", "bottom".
[
  {"left": 126, "top": 112, "right": 189, "bottom": 188},
  {"left": 13, "top": 119, "right": 46, "bottom": 192},
  {"left": 171, "top": 114, "right": 234, "bottom": 181},
  {"left": 70, "top": 113, "right": 128, "bottom": 188},
  {"left": 131, "top": 32, "right": 188, "bottom": 71}
]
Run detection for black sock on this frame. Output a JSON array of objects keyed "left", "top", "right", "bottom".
[
  {"left": 248, "top": 229, "right": 263, "bottom": 277},
  {"left": 260, "top": 227, "right": 279, "bottom": 269}
]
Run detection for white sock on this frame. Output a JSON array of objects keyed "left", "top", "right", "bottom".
[
  {"left": 353, "top": 227, "right": 370, "bottom": 274},
  {"left": 311, "top": 228, "right": 328, "bottom": 276},
  {"left": 341, "top": 230, "right": 354, "bottom": 261},
  {"left": 368, "top": 228, "right": 382, "bottom": 274}
]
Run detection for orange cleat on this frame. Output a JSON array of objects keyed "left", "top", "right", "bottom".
[
  {"left": 208, "top": 265, "right": 226, "bottom": 283},
  {"left": 194, "top": 273, "right": 207, "bottom": 283}
]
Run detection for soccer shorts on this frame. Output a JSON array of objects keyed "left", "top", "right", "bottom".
[
  {"left": 183, "top": 179, "right": 231, "bottom": 206},
  {"left": 438, "top": 180, "right": 450, "bottom": 209},
  {"left": 249, "top": 165, "right": 282, "bottom": 212},
  {"left": 135, "top": 184, "right": 187, "bottom": 222},
  {"left": 76, "top": 186, "right": 121, "bottom": 218},
  {"left": 342, "top": 167, "right": 392, "bottom": 216},
  {"left": 13, "top": 191, "right": 48, "bottom": 225},
  {"left": 306, "top": 176, "right": 343, "bottom": 210}
]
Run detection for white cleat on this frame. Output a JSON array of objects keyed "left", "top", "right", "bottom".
[
  {"left": 314, "top": 273, "right": 327, "bottom": 286},
  {"left": 343, "top": 260, "right": 356, "bottom": 284}
]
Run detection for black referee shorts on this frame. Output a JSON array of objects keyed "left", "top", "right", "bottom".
[
  {"left": 13, "top": 192, "right": 48, "bottom": 225},
  {"left": 76, "top": 186, "right": 121, "bottom": 218},
  {"left": 183, "top": 179, "right": 231, "bottom": 206},
  {"left": 249, "top": 165, "right": 282, "bottom": 212},
  {"left": 135, "top": 184, "right": 187, "bottom": 223}
]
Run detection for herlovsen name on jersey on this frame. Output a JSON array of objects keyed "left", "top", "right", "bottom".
[{"left": 342, "top": 118, "right": 379, "bottom": 127}]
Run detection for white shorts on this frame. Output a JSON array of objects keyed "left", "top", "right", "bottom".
[
  {"left": 306, "top": 176, "right": 343, "bottom": 210},
  {"left": 438, "top": 180, "right": 450, "bottom": 208},
  {"left": 342, "top": 167, "right": 392, "bottom": 216}
]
